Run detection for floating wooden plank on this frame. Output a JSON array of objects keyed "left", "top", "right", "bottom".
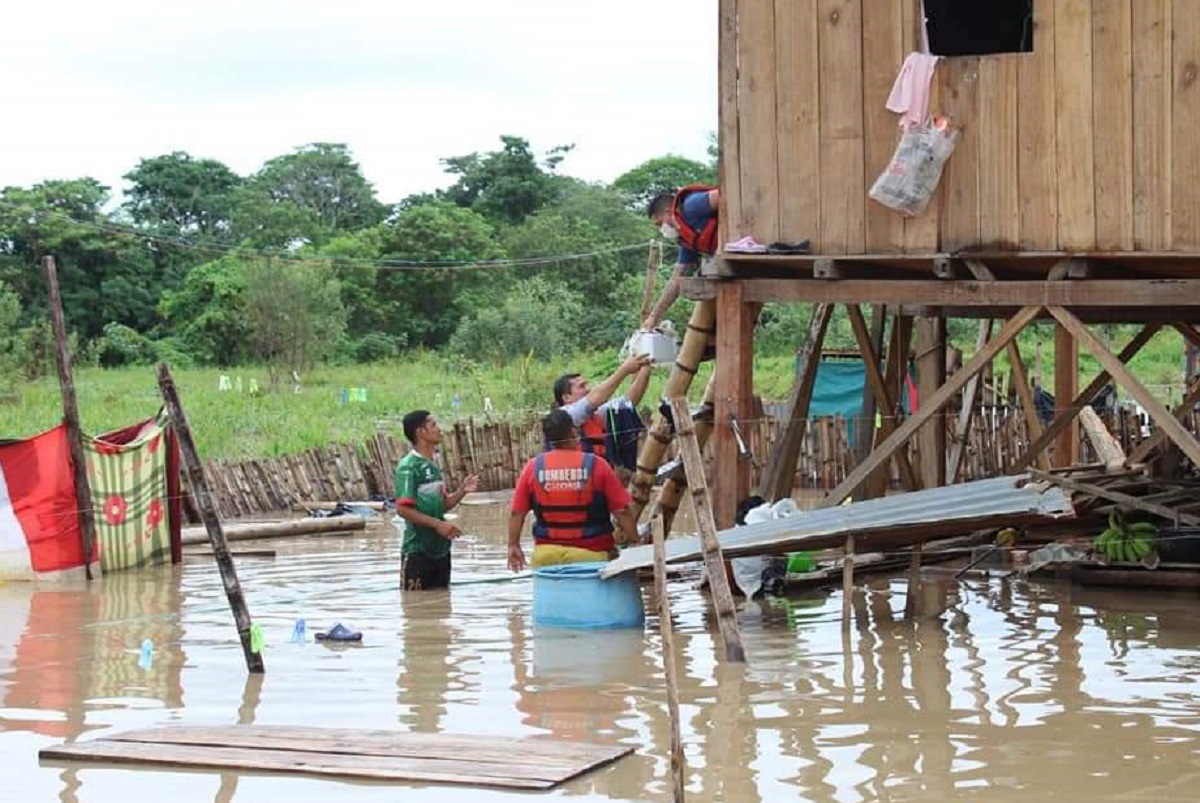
[
  {"left": 180, "top": 516, "right": 365, "bottom": 546},
  {"left": 39, "top": 725, "right": 632, "bottom": 791},
  {"left": 1018, "top": 0, "right": 1059, "bottom": 250},
  {"left": 1132, "top": 0, "right": 1173, "bottom": 249}
]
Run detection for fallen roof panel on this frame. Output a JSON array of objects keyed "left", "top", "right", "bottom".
[{"left": 600, "top": 474, "right": 1075, "bottom": 578}]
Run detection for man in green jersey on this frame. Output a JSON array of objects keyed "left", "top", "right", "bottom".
[{"left": 395, "top": 410, "right": 478, "bottom": 590}]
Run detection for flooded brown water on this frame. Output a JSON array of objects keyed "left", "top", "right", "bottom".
[{"left": 4, "top": 501, "right": 1200, "bottom": 801}]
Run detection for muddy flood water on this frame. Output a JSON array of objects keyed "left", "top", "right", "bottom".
[{"left": 4, "top": 500, "right": 1200, "bottom": 802}]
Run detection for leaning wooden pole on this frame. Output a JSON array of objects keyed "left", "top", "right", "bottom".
[
  {"left": 157, "top": 362, "right": 264, "bottom": 674},
  {"left": 651, "top": 514, "right": 686, "bottom": 802},
  {"left": 43, "top": 256, "right": 97, "bottom": 580},
  {"left": 669, "top": 397, "right": 745, "bottom": 663},
  {"left": 629, "top": 300, "right": 716, "bottom": 521}
]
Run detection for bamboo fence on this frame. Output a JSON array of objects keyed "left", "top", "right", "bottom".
[{"left": 181, "top": 406, "right": 1185, "bottom": 521}]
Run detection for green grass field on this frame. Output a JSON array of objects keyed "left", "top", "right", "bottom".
[{"left": 1, "top": 327, "right": 1187, "bottom": 461}]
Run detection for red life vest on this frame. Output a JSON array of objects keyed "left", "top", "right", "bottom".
[
  {"left": 578, "top": 411, "right": 608, "bottom": 462},
  {"left": 671, "top": 184, "right": 719, "bottom": 257},
  {"left": 530, "top": 450, "right": 614, "bottom": 552}
]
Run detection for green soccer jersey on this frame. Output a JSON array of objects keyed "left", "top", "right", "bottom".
[{"left": 394, "top": 451, "right": 449, "bottom": 559}]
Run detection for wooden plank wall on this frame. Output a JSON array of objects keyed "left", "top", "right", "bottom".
[{"left": 721, "top": 0, "right": 1199, "bottom": 254}]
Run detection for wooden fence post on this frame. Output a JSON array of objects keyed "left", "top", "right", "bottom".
[
  {"left": 651, "top": 514, "right": 686, "bottom": 802},
  {"left": 43, "top": 256, "right": 96, "bottom": 579},
  {"left": 157, "top": 362, "right": 264, "bottom": 674}
]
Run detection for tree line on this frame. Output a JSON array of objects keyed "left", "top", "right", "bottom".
[{"left": 0, "top": 137, "right": 717, "bottom": 380}]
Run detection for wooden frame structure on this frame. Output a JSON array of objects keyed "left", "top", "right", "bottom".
[{"left": 665, "top": 0, "right": 1200, "bottom": 530}]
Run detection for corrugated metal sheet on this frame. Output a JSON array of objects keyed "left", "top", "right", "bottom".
[{"left": 600, "top": 474, "right": 1075, "bottom": 578}]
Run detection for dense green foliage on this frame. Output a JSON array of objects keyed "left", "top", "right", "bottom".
[
  {"left": 0, "top": 134, "right": 1188, "bottom": 459},
  {"left": 0, "top": 136, "right": 720, "bottom": 379}
]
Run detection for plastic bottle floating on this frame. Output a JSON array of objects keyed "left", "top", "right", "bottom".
[
  {"left": 291, "top": 618, "right": 307, "bottom": 644},
  {"left": 250, "top": 623, "right": 265, "bottom": 654},
  {"left": 137, "top": 639, "right": 154, "bottom": 670}
]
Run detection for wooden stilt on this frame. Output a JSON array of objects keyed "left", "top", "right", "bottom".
[
  {"left": 867, "top": 314, "right": 914, "bottom": 498},
  {"left": 854, "top": 305, "right": 887, "bottom": 489},
  {"left": 158, "top": 363, "right": 264, "bottom": 674},
  {"left": 1054, "top": 324, "right": 1080, "bottom": 467},
  {"left": 713, "top": 282, "right": 755, "bottom": 529},
  {"left": 915, "top": 317, "right": 947, "bottom": 488},
  {"left": 651, "top": 515, "right": 686, "bottom": 803},
  {"left": 1049, "top": 308, "right": 1200, "bottom": 470},
  {"left": 904, "top": 543, "right": 923, "bottom": 619},
  {"left": 842, "top": 534, "right": 855, "bottom": 627},
  {"left": 43, "top": 256, "right": 96, "bottom": 580},
  {"left": 757, "top": 303, "right": 834, "bottom": 501},
  {"left": 669, "top": 397, "right": 745, "bottom": 663}
]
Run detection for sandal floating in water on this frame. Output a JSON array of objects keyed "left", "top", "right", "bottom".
[{"left": 315, "top": 623, "right": 362, "bottom": 642}]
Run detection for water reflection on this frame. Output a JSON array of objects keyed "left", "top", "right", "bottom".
[{"left": 1, "top": 509, "right": 1200, "bottom": 801}]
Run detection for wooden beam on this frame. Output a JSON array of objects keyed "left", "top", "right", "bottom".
[
  {"left": 158, "top": 363, "right": 264, "bottom": 674},
  {"left": 713, "top": 281, "right": 754, "bottom": 529},
  {"left": 683, "top": 278, "right": 1200, "bottom": 307},
  {"left": 1126, "top": 380, "right": 1200, "bottom": 465},
  {"left": 757, "top": 303, "right": 834, "bottom": 501},
  {"left": 1054, "top": 324, "right": 1080, "bottom": 466},
  {"left": 1078, "top": 406, "right": 1126, "bottom": 468},
  {"left": 669, "top": 398, "right": 745, "bottom": 663},
  {"left": 650, "top": 514, "right": 685, "bottom": 803},
  {"left": 819, "top": 306, "right": 1043, "bottom": 507},
  {"left": 847, "top": 305, "right": 919, "bottom": 491},
  {"left": 1047, "top": 307, "right": 1200, "bottom": 471},
  {"left": 854, "top": 305, "right": 887, "bottom": 479},
  {"left": 1007, "top": 339, "right": 1051, "bottom": 471},
  {"left": 1030, "top": 469, "right": 1200, "bottom": 526},
  {"left": 1173, "top": 322, "right": 1200, "bottom": 352},
  {"left": 43, "top": 256, "right": 96, "bottom": 579},
  {"left": 948, "top": 319, "right": 994, "bottom": 481},
  {"left": 842, "top": 534, "right": 855, "bottom": 627},
  {"left": 914, "top": 317, "right": 947, "bottom": 488},
  {"left": 1009, "top": 324, "right": 1162, "bottom": 471}
]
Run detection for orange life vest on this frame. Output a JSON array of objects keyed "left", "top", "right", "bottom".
[
  {"left": 672, "top": 184, "right": 719, "bottom": 257},
  {"left": 578, "top": 412, "right": 608, "bottom": 462},
  {"left": 530, "top": 450, "right": 614, "bottom": 552}
]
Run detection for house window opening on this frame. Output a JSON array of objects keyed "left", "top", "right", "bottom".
[{"left": 924, "top": 0, "right": 1034, "bottom": 57}]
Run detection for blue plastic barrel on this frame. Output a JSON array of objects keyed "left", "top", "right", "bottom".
[{"left": 532, "top": 563, "right": 645, "bottom": 630}]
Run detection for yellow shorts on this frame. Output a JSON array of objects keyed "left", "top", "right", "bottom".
[{"left": 531, "top": 544, "right": 612, "bottom": 568}]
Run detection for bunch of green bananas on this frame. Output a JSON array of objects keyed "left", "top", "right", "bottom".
[{"left": 1094, "top": 512, "right": 1157, "bottom": 563}]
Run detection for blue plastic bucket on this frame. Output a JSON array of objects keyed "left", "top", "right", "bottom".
[{"left": 532, "top": 563, "right": 645, "bottom": 630}]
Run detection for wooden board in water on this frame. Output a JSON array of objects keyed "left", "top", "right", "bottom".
[{"left": 39, "top": 725, "right": 633, "bottom": 791}]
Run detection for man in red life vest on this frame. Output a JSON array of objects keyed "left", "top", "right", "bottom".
[
  {"left": 643, "top": 185, "right": 720, "bottom": 330},
  {"left": 553, "top": 353, "right": 652, "bottom": 468},
  {"left": 507, "top": 409, "right": 638, "bottom": 571}
]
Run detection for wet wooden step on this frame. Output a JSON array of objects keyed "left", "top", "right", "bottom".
[{"left": 40, "top": 725, "right": 633, "bottom": 790}]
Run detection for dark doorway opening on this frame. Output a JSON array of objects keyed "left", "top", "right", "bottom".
[{"left": 924, "top": 0, "right": 1034, "bottom": 57}]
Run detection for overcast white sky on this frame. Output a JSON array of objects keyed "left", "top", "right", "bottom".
[{"left": 0, "top": 0, "right": 718, "bottom": 205}]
